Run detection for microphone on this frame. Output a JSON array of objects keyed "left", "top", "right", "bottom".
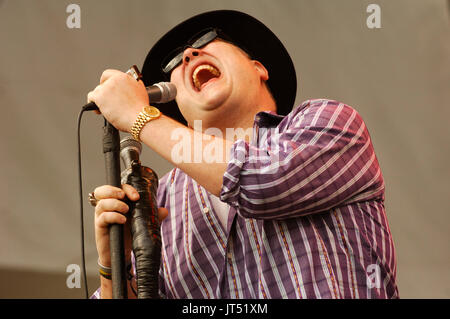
[
  {"left": 83, "top": 82, "right": 177, "bottom": 111},
  {"left": 120, "top": 136, "right": 142, "bottom": 169},
  {"left": 145, "top": 82, "right": 177, "bottom": 104}
]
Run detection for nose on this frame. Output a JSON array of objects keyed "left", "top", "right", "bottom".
[{"left": 182, "top": 47, "right": 200, "bottom": 65}]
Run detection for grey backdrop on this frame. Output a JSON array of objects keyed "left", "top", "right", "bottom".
[{"left": 0, "top": 0, "right": 449, "bottom": 298}]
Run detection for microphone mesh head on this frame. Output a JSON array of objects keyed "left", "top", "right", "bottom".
[
  {"left": 156, "top": 82, "right": 177, "bottom": 103},
  {"left": 120, "top": 136, "right": 142, "bottom": 154}
]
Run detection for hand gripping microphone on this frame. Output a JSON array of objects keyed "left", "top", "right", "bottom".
[
  {"left": 120, "top": 136, "right": 161, "bottom": 299},
  {"left": 83, "top": 81, "right": 177, "bottom": 111}
]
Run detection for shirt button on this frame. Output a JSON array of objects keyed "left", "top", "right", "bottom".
[
  {"left": 227, "top": 252, "right": 233, "bottom": 259},
  {"left": 203, "top": 207, "right": 210, "bottom": 213}
]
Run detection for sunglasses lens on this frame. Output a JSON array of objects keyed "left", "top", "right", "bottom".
[
  {"left": 162, "top": 50, "right": 183, "bottom": 74},
  {"left": 190, "top": 29, "right": 218, "bottom": 49},
  {"left": 162, "top": 29, "right": 219, "bottom": 74}
]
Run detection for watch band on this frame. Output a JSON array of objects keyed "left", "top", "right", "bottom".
[{"left": 130, "top": 106, "right": 161, "bottom": 141}]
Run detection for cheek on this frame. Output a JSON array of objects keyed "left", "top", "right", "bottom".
[
  {"left": 169, "top": 70, "right": 195, "bottom": 119},
  {"left": 170, "top": 70, "right": 186, "bottom": 101},
  {"left": 169, "top": 69, "right": 182, "bottom": 89}
]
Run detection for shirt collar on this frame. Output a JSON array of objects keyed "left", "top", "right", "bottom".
[{"left": 253, "top": 110, "right": 286, "bottom": 128}]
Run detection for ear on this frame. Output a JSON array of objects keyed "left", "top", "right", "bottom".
[{"left": 252, "top": 60, "right": 269, "bottom": 82}]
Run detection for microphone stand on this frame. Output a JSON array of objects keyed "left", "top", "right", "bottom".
[
  {"left": 88, "top": 65, "right": 171, "bottom": 298},
  {"left": 102, "top": 118, "right": 127, "bottom": 299}
]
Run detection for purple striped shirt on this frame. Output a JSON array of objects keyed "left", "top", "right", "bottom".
[{"left": 92, "top": 99, "right": 398, "bottom": 299}]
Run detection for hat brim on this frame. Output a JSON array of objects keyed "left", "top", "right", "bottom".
[{"left": 141, "top": 10, "right": 297, "bottom": 125}]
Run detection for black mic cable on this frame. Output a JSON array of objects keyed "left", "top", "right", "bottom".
[{"left": 76, "top": 108, "right": 90, "bottom": 298}]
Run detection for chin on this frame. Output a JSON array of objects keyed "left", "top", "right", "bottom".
[
  {"left": 198, "top": 87, "right": 231, "bottom": 111},
  {"left": 180, "top": 84, "right": 234, "bottom": 123}
]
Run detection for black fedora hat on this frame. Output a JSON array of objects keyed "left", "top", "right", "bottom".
[{"left": 141, "top": 10, "right": 297, "bottom": 125}]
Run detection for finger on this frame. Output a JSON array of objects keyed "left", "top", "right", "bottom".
[
  {"left": 94, "top": 185, "right": 125, "bottom": 200},
  {"left": 96, "top": 211, "right": 127, "bottom": 228},
  {"left": 157, "top": 207, "right": 169, "bottom": 222},
  {"left": 87, "top": 90, "right": 96, "bottom": 104},
  {"left": 95, "top": 198, "right": 129, "bottom": 216},
  {"left": 100, "top": 69, "right": 122, "bottom": 84},
  {"left": 122, "top": 184, "right": 140, "bottom": 201},
  {"left": 86, "top": 87, "right": 102, "bottom": 114}
]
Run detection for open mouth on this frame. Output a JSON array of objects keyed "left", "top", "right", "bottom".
[{"left": 192, "top": 64, "right": 221, "bottom": 91}]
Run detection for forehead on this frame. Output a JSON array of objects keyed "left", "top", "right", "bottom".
[{"left": 215, "top": 38, "right": 251, "bottom": 58}]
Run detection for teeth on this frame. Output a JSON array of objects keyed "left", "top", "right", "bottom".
[{"left": 192, "top": 64, "right": 220, "bottom": 90}]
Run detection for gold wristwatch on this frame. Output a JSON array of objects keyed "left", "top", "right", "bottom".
[{"left": 130, "top": 106, "right": 161, "bottom": 141}]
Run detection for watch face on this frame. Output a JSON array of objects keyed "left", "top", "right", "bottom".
[{"left": 144, "top": 106, "right": 161, "bottom": 117}]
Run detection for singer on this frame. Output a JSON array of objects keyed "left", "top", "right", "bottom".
[{"left": 88, "top": 10, "right": 399, "bottom": 299}]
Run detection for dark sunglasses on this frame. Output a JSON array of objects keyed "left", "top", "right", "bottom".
[{"left": 161, "top": 28, "right": 233, "bottom": 75}]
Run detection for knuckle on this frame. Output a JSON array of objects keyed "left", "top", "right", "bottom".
[
  {"left": 101, "top": 69, "right": 112, "bottom": 79},
  {"left": 122, "top": 184, "right": 132, "bottom": 191},
  {"left": 94, "top": 217, "right": 102, "bottom": 228},
  {"left": 118, "top": 72, "right": 128, "bottom": 80},
  {"left": 109, "top": 75, "right": 121, "bottom": 86},
  {"left": 93, "top": 186, "right": 102, "bottom": 197},
  {"left": 100, "top": 211, "right": 114, "bottom": 225},
  {"left": 105, "top": 211, "right": 124, "bottom": 224},
  {"left": 95, "top": 199, "right": 106, "bottom": 214},
  {"left": 95, "top": 214, "right": 105, "bottom": 228},
  {"left": 100, "top": 212, "right": 110, "bottom": 224},
  {"left": 118, "top": 201, "right": 129, "bottom": 213},
  {"left": 97, "top": 198, "right": 128, "bottom": 213}
]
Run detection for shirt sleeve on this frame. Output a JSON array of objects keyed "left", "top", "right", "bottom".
[
  {"left": 90, "top": 287, "right": 101, "bottom": 299},
  {"left": 220, "top": 100, "right": 384, "bottom": 219}
]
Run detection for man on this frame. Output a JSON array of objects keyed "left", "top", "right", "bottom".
[{"left": 88, "top": 10, "right": 399, "bottom": 299}]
